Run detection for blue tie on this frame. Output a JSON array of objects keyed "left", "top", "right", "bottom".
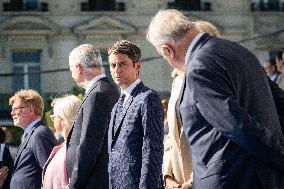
[{"left": 114, "top": 94, "right": 126, "bottom": 134}]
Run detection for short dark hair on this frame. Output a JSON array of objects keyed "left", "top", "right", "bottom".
[
  {"left": 268, "top": 59, "right": 277, "bottom": 66},
  {"left": 108, "top": 40, "right": 141, "bottom": 64},
  {"left": 276, "top": 51, "right": 283, "bottom": 60}
]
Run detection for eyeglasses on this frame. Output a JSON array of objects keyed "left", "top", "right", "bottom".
[{"left": 11, "top": 106, "right": 30, "bottom": 112}]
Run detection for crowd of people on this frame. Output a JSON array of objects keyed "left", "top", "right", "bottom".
[
  {"left": 0, "top": 9, "right": 284, "bottom": 189},
  {"left": 261, "top": 51, "right": 284, "bottom": 90}
]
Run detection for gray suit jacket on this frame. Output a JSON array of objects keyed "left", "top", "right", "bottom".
[
  {"left": 179, "top": 34, "right": 284, "bottom": 189},
  {"left": 10, "top": 120, "right": 56, "bottom": 189},
  {"left": 108, "top": 82, "right": 164, "bottom": 189},
  {"left": 66, "top": 77, "right": 119, "bottom": 189}
]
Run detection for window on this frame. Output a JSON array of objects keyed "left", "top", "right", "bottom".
[
  {"left": 81, "top": 0, "right": 125, "bottom": 11},
  {"left": 12, "top": 51, "right": 40, "bottom": 63},
  {"left": 3, "top": 0, "right": 48, "bottom": 11},
  {"left": 167, "top": 0, "right": 211, "bottom": 11},
  {"left": 251, "top": 0, "right": 284, "bottom": 11},
  {"left": 12, "top": 50, "right": 41, "bottom": 93}
]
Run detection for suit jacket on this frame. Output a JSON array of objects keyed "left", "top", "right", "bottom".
[
  {"left": 275, "top": 72, "right": 284, "bottom": 90},
  {"left": 179, "top": 34, "right": 284, "bottom": 189},
  {"left": 163, "top": 73, "right": 192, "bottom": 184},
  {"left": 268, "top": 78, "right": 284, "bottom": 135},
  {"left": 108, "top": 82, "right": 164, "bottom": 189},
  {"left": 10, "top": 120, "right": 57, "bottom": 189},
  {"left": 66, "top": 77, "right": 119, "bottom": 189},
  {"left": 0, "top": 144, "right": 14, "bottom": 189}
]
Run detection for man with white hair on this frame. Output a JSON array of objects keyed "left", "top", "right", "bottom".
[
  {"left": 147, "top": 9, "right": 284, "bottom": 189},
  {"left": 66, "top": 44, "right": 119, "bottom": 189}
]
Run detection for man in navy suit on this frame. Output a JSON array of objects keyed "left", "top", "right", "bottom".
[
  {"left": 147, "top": 9, "right": 284, "bottom": 189},
  {"left": 108, "top": 40, "right": 164, "bottom": 189},
  {"left": 66, "top": 44, "right": 119, "bottom": 189},
  {"left": 9, "top": 89, "right": 57, "bottom": 189}
]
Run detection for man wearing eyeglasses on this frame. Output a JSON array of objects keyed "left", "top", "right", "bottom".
[{"left": 9, "top": 89, "right": 57, "bottom": 189}]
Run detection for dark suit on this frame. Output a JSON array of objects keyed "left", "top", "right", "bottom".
[
  {"left": 66, "top": 77, "right": 119, "bottom": 189},
  {"left": 179, "top": 34, "right": 284, "bottom": 189},
  {"left": 108, "top": 82, "right": 164, "bottom": 189},
  {"left": 268, "top": 78, "right": 284, "bottom": 134},
  {"left": 0, "top": 144, "right": 14, "bottom": 189},
  {"left": 10, "top": 120, "right": 56, "bottom": 189}
]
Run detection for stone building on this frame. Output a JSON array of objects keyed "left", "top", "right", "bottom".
[{"left": 0, "top": 0, "right": 283, "bottom": 125}]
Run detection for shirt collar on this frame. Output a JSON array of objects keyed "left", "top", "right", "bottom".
[
  {"left": 271, "top": 73, "right": 278, "bottom": 81},
  {"left": 24, "top": 118, "right": 41, "bottom": 134},
  {"left": 85, "top": 74, "right": 106, "bottom": 94},
  {"left": 121, "top": 79, "right": 141, "bottom": 97},
  {"left": 185, "top": 32, "right": 205, "bottom": 65}
]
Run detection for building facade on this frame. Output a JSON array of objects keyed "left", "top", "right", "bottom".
[{"left": 0, "top": 0, "right": 284, "bottom": 125}]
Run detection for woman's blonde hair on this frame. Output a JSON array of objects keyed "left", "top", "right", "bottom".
[
  {"left": 52, "top": 95, "right": 82, "bottom": 124},
  {"left": 194, "top": 21, "right": 221, "bottom": 38}
]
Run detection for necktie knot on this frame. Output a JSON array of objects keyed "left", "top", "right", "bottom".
[{"left": 119, "top": 94, "right": 126, "bottom": 106}]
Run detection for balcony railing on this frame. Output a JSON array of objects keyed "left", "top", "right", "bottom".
[
  {"left": 167, "top": 1, "right": 211, "bottom": 11},
  {"left": 81, "top": 1, "right": 125, "bottom": 11},
  {"left": 3, "top": 2, "right": 48, "bottom": 12},
  {"left": 251, "top": 2, "right": 284, "bottom": 11}
]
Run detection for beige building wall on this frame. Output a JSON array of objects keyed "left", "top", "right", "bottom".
[{"left": 0, "top": 0, "right": 283, "bottom": 98}]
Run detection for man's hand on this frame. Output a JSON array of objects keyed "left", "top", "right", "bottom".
[
  {"left": 181, "top": 182, "right": 192, "bottom": 189},
  {"left": 62, "top": 185, "right": 69, "bottom": 189},
  {"left": 0, "top": 166, "right": 9, "bottom": 187},
  {"left": 165, "top": 176, "right": 182, "bottom": 188}
]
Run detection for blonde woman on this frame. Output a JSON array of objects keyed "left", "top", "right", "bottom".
[
  {"left": 163, "top": 20, "right": 221, "bottom": 189},
  {"left": 42, "top": 95, "right": 82, "bottom": 189}
]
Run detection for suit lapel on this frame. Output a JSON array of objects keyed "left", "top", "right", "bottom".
[
  {"left": 111, "top": 82, "right": 144, "bottom": 148},
  {"left": 14, "top": 121, "right": 42, "bottom": 168},
  {"left": 176, "top": 76, "right": 186, "bottom": 132},
  {"left": 190, "top": 33, "right": 211, "bottom": 58},
  {"left": 112, "top": 95, "right": 133, "bottom": 138},
  {"left": 176, "top": 34, "right": 212, "bottom": 129},
  {"left": 67, "top": 80, "right": 101, "bottom": 145}
]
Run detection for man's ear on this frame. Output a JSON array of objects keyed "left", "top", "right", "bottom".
[
  {"left": 29, "top": 106, "right": 34, "bottom": 113},
  {"left": 161, "top": 44, "right": 174, "bottom": 59},
  {"left": 135, "top": 61, "right": 141, "bottom": 70}
]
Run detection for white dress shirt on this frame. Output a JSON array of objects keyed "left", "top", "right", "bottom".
[{"left": 121, "top": 79, "right": 141, "bottom": 106}]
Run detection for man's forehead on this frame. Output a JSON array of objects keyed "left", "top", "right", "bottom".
[
  {"left": 12, "top": 98, "right": 24, "bottom": 106},
  {"left": 110, "top": 59, "right": 127, "bottom": 64},
  {"left": 109, "top": 53, "right": 130, "bottom": 61}
]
